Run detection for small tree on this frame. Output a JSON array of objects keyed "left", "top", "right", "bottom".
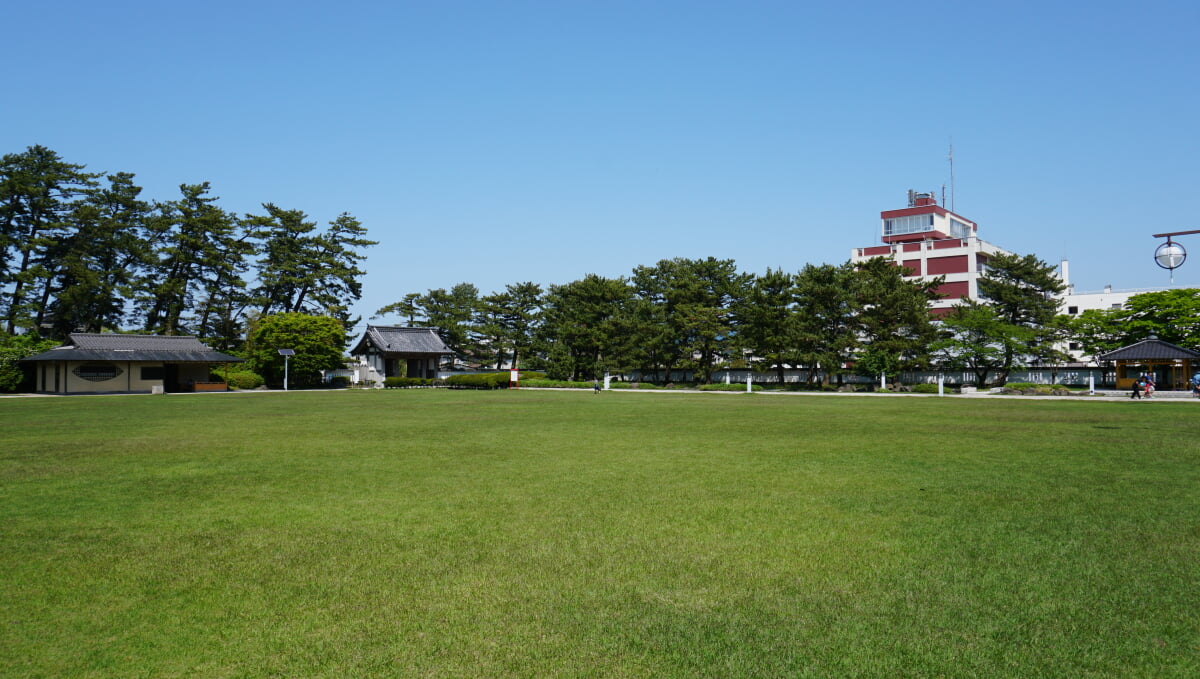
[
  {"left": 0, "top": 332, "right": 57, "bottom": 392},
  {"left": 931, "top": 300, "right": 1024, "bottom": 387},
  {"left": 245, "top": 313, "right": 347, "bottom": 387}
]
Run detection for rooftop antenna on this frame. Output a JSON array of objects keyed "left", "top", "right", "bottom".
[{"left": 947, "top": 141, "right": 955, "bottom": 212}]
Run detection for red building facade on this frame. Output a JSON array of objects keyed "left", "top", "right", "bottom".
[{"left": 851, "top": 191, "right": 1012, "bottom": 315}]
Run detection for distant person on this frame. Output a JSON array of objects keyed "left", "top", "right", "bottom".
[
  {"left": 593, "top": 379, "right": 601, "bottom": 395},
  {"left": 1130, "top": 377, "right": 1144, "bottom": 400}
]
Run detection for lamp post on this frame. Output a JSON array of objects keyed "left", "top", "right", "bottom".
[
  {"left": 1152, "top": 229, "right": 1200, "bottom": 283},
  {"left": 277, "top": 349, "right": 295, "bottom": 390}
]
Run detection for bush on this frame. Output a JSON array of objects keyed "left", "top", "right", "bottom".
[
  {"left": 445, "top": 373, "right": 511, "bottom": 389},
  {"left": 329, "top": 376, "right": 350, "bottom": 388},
  {"left": 221, "top": 371, "right": 265, "bottom": 390},
  {"left": 911, "top": 383, "right": 940, "bottom": 394},
  {"left": 697, "top": 383, "right": 762, "bottom": 392},
  {"left": 384, "top": 377, "right": 433, "bottom": 388}
]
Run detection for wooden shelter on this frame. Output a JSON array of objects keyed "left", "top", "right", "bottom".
[{"left": 1095, "top": 337, "right": 1200, "bottom": 391}]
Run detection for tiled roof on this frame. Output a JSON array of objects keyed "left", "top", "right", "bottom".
[
  {"left": 1096, "top": 338, "right": 1200, "bottom": 362},
  {"left": 22, "top": 333, "right": 244, "bottom": 363},
  {"left": 351, "top": 326, "right": 452, "bottom": 356}
]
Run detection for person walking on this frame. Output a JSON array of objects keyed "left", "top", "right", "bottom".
[
  {"left": 1130, "top": 377, "right": 1144, "bottom": 400},
  {"left": 593, "top": 379, "right": 601, "bottom": 395}
]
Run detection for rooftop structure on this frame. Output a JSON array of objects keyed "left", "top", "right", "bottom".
[{"left": 851, "top": 191, "right": 1013, "bottom": 315}]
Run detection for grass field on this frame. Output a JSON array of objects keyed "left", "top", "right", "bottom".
[{"left": 2, "top": 389, "right": 1198, "bottom": 677}]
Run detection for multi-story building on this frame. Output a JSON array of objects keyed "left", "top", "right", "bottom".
[{"left": 850, "top": 190, "right": 1013, "bottom": 315}]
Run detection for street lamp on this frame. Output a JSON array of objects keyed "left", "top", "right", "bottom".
[
  {"left": 277, "top": 349, "right": 295, "bottom": 390},
  {"left": 1153, "top": 229, "right": 1200, "bottom": 283}
]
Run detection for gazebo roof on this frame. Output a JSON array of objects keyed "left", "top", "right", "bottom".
[
  {"left": 1095, "top": 337, "right": 1200, "bottom": 362},
  {"left": 22, "top": 333, "right": 243, "bottom": 363},
  {"left": 350, "top": 326, "right": 452, "bottom": 356}
]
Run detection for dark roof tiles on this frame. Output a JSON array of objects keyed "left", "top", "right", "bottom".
[
  {"left": 23, "top": 333, "right": 243, "bottom": 363},
  {"left": 352, "top": 326, "right": 452, "bottom": 355},
  {"left": 1096, "top": 338, "right": 1200, "bottom": 362}
]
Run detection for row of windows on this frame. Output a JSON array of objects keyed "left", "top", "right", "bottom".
[
  {"left": 883, "top": 214, "right": 974, "bottom": 239},
  {"left": 883, "top": 214, "right": 935, "bottom": 236}
]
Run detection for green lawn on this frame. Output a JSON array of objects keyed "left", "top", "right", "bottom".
[{"left": 2, "top": 390, "right": 1198, "bottom": 677}]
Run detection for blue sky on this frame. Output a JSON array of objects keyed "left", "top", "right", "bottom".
[{"left": 6, "top": 1, "right": 1198, "bottom": 328}]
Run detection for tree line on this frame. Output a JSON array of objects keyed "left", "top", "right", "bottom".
[
  {"left": 0, "top": 145, "right": 376, "bottom": 349},
  {"left": 374, "top": 252, "right": 1149, "bottom": 387},
  {"left": 6, "top": 144, "right": 1196, "bottom": 390}
]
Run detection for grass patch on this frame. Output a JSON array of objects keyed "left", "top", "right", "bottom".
[{"left": 2, "top": 391, "right": 1198, "bottom": 677}]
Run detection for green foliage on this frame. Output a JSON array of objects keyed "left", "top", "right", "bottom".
[
  {"left": 384, "top": 377, "right": 434, "bottom": 388},
  {"left": 932, "top": 300, "right": 1022, "bottom": 387},
  {"left": 794, "top": 262, "right": 860, "bottom": 386},
  {"left": 0, "top": 333, "right": 57, "bottom": 391},
  {"left": 244, "top": 313, "right": 347, "bottom": 387},
  {"left": 911, "top": 383, "right": 940, "bottom": 394},
  {"left": 697, "top": 383, "right": 762, "bottom": 392},
  {"left": 247, "top": 205, "right": 375, "bottom": 327},
  {"left": 630, "top": 257, "right": 750, "bottom": 384},
  {"left": 538, "top": 274, "right": 634, "bottom": 381},
  {"left": 960, "top": 252, "right": 1069, "bottom": 382},
  {"left": 1065, "top": 289, "right": 1200, "bottom": 355},
  {"left": 853, "top": 256, "right": 943, "bottom": 375},
  {"left": 219, "top": 370, "right": 265, "bottom": 390},
  {"left": 735, "top": 267, "right": 799, "bottom": 384},
  {"left": 445, "top": 373, "right": 511, "bottom": 389}
]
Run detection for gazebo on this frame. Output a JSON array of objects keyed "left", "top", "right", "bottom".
[{"left": 1095, "top": 337, "right": 1200, "bottom": 391}]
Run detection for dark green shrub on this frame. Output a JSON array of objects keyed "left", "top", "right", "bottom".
[
  {"left": 445, "top": 373, "right": 511, "bottom": 389},
  {"left": 697, "top": 383, "right": 762, "bottom": 392},
  {"left": 384, "top": 377, "right": 432, "bottom": 388},
  {"left": 911, "top": 383, "right": 939, "bottom": 394},
  {"left": 222, "top": 371, "right": 265, "bottom": 390},
  {"left": 329, "top": 376, "right": 350, "bottom": 388}
]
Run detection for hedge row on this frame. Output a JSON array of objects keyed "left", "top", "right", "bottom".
[
  {"left": 383, "top": 377, "right": 440, "bottom": 388},
  {"left": 445, "top": 373, "right": 512, "bottom": 389},
  {"left": 697, "top": 383, "right": 763, "bottom": 392}
]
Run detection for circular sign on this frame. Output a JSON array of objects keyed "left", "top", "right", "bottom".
[{"left": 1155, "top": 241, "right": 1186, "bottom": 270}]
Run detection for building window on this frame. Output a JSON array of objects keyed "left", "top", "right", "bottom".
[
  {"left": 74, "top": 363, "right": 123, "bottom": 382},
  {"left": 883, "top": 214, "right": 935, "bottom": 236},
  {"left": 949, "top": 218, "right": 971, "bottom": 239},
  {"left": 1067, "top": 306, "right": 1078, "bottom": 315},
  {"left": 1069, "top": 342, "right": 1081, "bottom": 351},
  {"left": 141, "top": 366, "right": 164, "bottom": 381}
]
